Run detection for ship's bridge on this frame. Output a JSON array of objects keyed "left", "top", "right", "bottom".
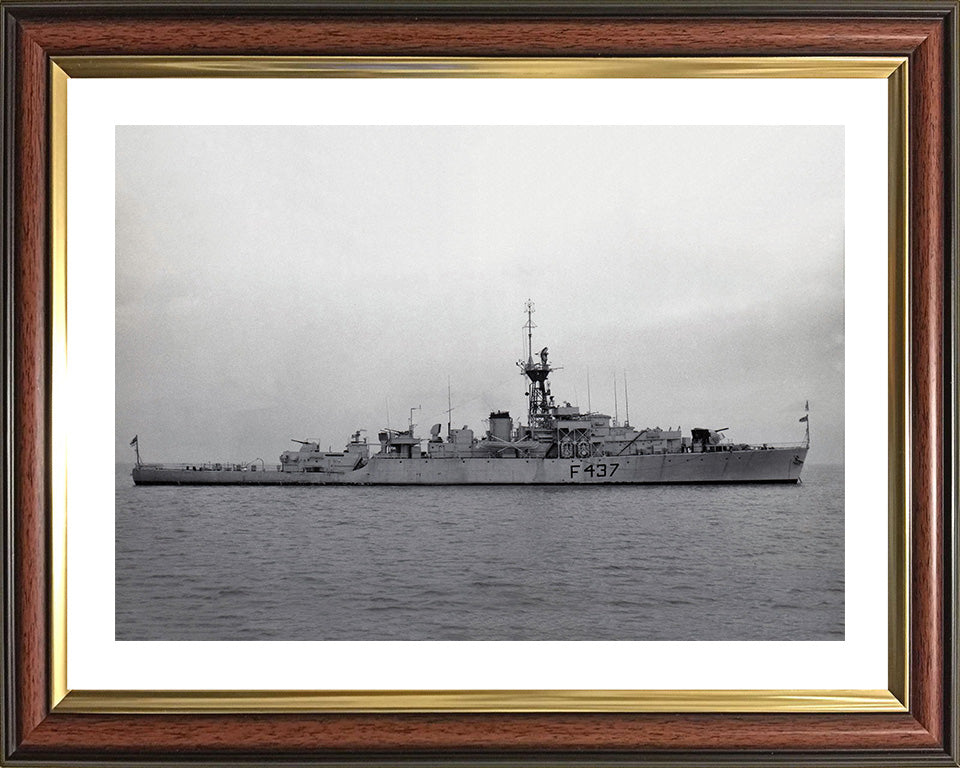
[{"left": 377, "top": 429, "right": 422, "bottom": 459}]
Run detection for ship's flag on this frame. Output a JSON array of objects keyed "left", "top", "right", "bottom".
[
  {"left": 799, "top": 416, "right": 808, "bottom": 423},
  {"left": 130, "top": 435, "right": 138, "bottom": 446}
]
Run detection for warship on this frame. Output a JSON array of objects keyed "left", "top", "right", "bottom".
[{"left": 131, "top": 302, "right": 809, "bottom": 486}]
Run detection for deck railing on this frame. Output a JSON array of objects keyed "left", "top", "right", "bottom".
[{"left": 136, "top": 462, "right": 276, "bottom": 472}]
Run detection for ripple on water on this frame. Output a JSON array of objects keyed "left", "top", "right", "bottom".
[{"left": 115, "top": 464, "right": 844, "bottom": 641}]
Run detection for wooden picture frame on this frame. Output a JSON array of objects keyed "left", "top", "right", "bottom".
[{"left": 2, "top": 1, "right": 957, "bottom": 765}]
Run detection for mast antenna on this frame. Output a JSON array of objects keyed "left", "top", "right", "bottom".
[
  {"left": 624, "top": 370, "right": 630, "bottom": 427},
  {"left": 524, "top": 299, "right": 536, "bottom": 364},
  {"left": 447, "top": 378, "right": 453, "bottom": 436},
  {"left": 613, "top": 373, "right": 619, "bottom": 426},
  {"left": 587, "top": 368, "right": 591, "bottom": 413}
]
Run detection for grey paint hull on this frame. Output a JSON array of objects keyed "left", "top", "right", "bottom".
[{"left": 132, "top": 446, "right": 807, "bottom": 486}]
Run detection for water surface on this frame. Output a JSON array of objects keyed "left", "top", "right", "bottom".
[{"left": 115, "top": 464, "right": 843, "bottom": 640}]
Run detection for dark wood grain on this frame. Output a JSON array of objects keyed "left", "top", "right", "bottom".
[
  {"left": 909, "top": 15, "right": 946, "bottom": 747},
  {"left": 13, "top": 712, "right": 943, "bottom": 754},
  {"left": 2, "top": 3, "right": 956, "bottom": 765},
  {"left": 12, "top": 17, "right": 49, "bottom": 750},
  {"left": 15, "top": 16, "right": 943, "bottom": 56}
]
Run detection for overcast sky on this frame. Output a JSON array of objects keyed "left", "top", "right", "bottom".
[{"left": 116, "top": 125, "right": 843, "bottom": 465}]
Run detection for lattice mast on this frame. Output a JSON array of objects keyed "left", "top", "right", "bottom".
[{"left": 518, "top": 300, "right": 557, "bottom": 428}]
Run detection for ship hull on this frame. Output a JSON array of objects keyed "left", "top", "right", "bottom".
[{"left": 132, "top": 446, "right": 807, "bottom": 486}]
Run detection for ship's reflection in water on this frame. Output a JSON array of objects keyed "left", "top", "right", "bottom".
[{"left": 115, "top": 464, "right": 843, "bottom": 641}]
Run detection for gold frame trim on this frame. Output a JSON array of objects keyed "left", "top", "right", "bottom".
[
  {"left": 48, "top": 55, "right": 910, "bottom": 715},
  {"left": 50, "top": 61, "right": 69, "bottom": 710},
  {"left": 52, "top": 55, "right": 905, "bottom": 79},
  {"left": 886, "top": 60, "right": 910, "bottom": 709},
  {"left": 56, "top": 688, "right": 902, "bottom": 714}
]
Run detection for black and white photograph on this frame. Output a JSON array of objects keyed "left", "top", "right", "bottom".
[{"left": 115, "top": 124, "right": 844, "bottom": 642}]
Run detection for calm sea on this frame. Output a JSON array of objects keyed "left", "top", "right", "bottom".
[{"left": 115, "top": 464, "right": 844, "bottom": 641}]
